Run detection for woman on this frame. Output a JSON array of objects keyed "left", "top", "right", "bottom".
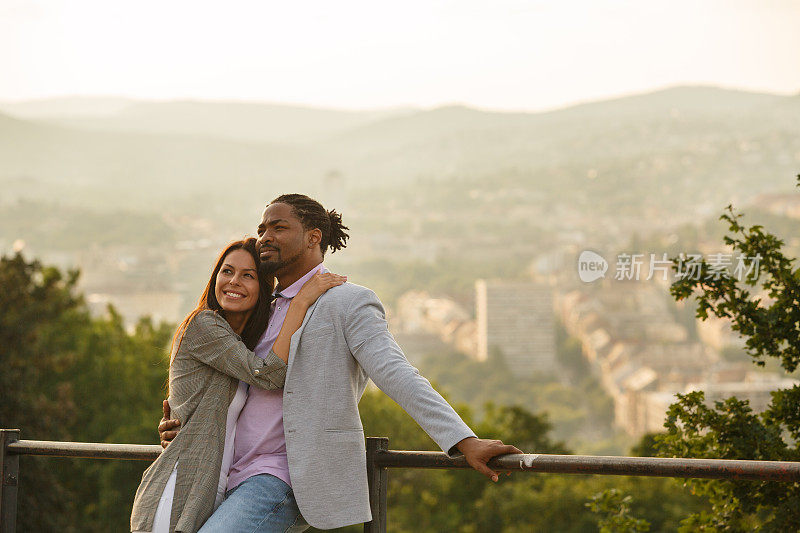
[{"left": 131, "top": 238, "right": 345, "bottom": 533}]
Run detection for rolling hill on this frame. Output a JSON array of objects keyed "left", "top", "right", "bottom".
[
  {"left": 0, "top": 97, "right": 413, "bottom": 143},
  {"left": 2, "top": 86, "right": 799, "bottom": 224}
]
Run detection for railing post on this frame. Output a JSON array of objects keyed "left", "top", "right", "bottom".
[
  {"left": 364, "top": 437, "right": 388, "bottom": 533},
  {"left": 1, "top": 429, "right": 20, "bottom": 533}
]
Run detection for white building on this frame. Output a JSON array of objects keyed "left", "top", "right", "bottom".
[{"left": 476, "top": 279, "right": 556, "bottom": 376}]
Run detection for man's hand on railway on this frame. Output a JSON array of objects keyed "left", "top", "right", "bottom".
[
  {"left": 158, "top": 399, "right": 181, "bottom": 448},
  {"left": 456, "top": 436, "right": 523, "bottom": 482}
]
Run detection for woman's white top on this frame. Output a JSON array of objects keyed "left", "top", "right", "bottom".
[
  {"left": 135, "top": 382, "right": 249, "bottom": 533},
  {"left": 215, "top": 381, "right": 249, "bottom": 506}
]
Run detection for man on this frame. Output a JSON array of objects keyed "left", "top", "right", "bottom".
[{"left": 160, "top": 194, "right": 522, "bottom": 531}]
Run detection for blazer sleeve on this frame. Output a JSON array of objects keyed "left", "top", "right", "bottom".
[
  {"left": 343, "top": 289, "right": 476, "bottom": 455},
  {"left": 181, "top": 310, "right": 286, "bottom": 389}
]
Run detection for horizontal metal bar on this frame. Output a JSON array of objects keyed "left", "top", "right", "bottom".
[
  {"left": 374, "top": 451, "right": 800, "bottom": 482},
  {"left": 6, "top": 441, "right": 161, "bottom": 461},
  {"left": 6, "top": 438, "right": 800, "bottom": 482}
]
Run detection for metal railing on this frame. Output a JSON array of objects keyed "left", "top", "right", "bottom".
[{"left": 3, "top": 429, "right": 800, "bottom": 533}]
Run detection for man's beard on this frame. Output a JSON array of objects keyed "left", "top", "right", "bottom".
[
  {"left": 258, "top": 247, "right": 302, "bottom": 278},
  {"left": 258, "top": 254, "right": 281, "bottom": 276}
]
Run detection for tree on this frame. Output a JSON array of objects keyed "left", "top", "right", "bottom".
[
  {"left": 587, "top": 489, "right": 650, "bottom": 533},
  {"left": 0, "top": 253, "right": 87, "bottom": 531},
  {"left": 655, "top": 176, "right": 800, "bottom": 530},
  {"left": 0, "top": 253, "right": 172, "bottom": 531}
]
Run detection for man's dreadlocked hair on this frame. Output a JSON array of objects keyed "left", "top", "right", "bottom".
[{"left": 270, "top": 193, "right": 349, "bottom": 256}]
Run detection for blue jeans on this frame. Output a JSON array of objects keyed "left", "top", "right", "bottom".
[{"left": 198, "top": 474, "right": 308, "bottom": 533}]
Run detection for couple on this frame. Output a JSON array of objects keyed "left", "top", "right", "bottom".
[{"left": 131, "top": 194, "right": 521, "bottom": 532}]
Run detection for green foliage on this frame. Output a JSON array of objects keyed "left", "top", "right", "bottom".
[
  {"left": 0, "top": 254, "right": 83, "bottom": 434},
  {"left": 657, "top": 175, "right": 800, "bottom": 531},
  {"left": 0, "top": 253, "right": 86, "bottom": 531},
  {"left": 670, "top": 187, "right": 800, "bottom": 373},
  {"left": 629, "top": 433, "right": 661, "bottom": 458},
  {"left": 656, "top": 390, "right": 800, "bottom": 531},
  {"left": 0, "top": 252, "right": 172, "bottom": 531},
  {"left": 360, "top": 388, "right": 566, "bottom": 532},
  {"left": 587, "top": 489, "right": 650, "bottom": 532},
  {"left": 480, "top": 473, "right": 703, "bottom": 533}
]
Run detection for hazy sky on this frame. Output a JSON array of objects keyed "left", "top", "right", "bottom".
[{"left": 2, "top": 0, "right": 799, "bottom": 111}]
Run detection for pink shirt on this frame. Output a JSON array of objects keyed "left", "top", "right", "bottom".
[{"left": 226, "top": 263, "right": 325, "bottom": 491}]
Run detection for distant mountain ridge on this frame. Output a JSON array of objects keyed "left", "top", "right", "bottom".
[
  {"left": 2, "top": 86, "right": 791, "bottom": 144},
  {"left": 0, "top": 97, "right": 415, "bottom": 144},
  {"left": 2, "top": 86, "right": 798, "bottom": 221},
  {"left": 0, "top": 96, "right": 136, "bottom": 118}
]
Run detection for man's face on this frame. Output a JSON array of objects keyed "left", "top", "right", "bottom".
[{"left": 255, "top": 202, "right": 307, "bottom": 277}]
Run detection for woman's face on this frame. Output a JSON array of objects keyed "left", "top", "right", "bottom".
[{"left": 214, "top": 249, "right": 260, "bottom": 314}]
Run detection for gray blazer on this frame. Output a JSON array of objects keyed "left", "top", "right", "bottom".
[
  {"left": 130, "top": 310, "right": 287, "bottom": 533},
  {"left": 283, "top": 283, "right": 475, "bottom": 529}
]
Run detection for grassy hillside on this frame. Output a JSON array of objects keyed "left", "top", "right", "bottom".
[
  {"left": 0, "top": 109, "right": 323, "bottom": 215},
  {"left": 2, "top": 86, "right": 799, "bottom": 227}
]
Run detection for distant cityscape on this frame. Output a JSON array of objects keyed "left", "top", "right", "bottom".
[
  {"left": 3, "top": 87, "right": 800, "bottom": 446},
  {"left": 6, "top": 185, "right": 800, "bottom": 443},
  {"left": 390, "top": 238, "right": 799, "bottom": 439}
]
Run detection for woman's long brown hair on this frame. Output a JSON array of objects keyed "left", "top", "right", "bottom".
[{"left": 168, "top": 238, "right": 273, "bottom": 388}]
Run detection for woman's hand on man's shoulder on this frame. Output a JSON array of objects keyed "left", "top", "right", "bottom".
[{"left": 295, "top": 272, "right": 347, "bottom": 307}]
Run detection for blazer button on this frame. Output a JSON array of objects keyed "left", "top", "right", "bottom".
[{"left": 254, "top": 369, "right": 261, "bottom": 375}]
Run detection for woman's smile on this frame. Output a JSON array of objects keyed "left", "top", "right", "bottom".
[
  {"left": 222, "top": 290, "right": 246, "bottom": 299},
  {"left": 214, "top": 249, "right": 260, "bottom": 314}
]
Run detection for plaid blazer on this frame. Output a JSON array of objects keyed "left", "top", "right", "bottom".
[{"left": 130, "top": 309, "right": 287, "bottom": 533}]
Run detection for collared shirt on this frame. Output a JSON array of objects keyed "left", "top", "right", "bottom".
[{"left": 226, "top": 262, "right": 325, "bottom": 491}]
